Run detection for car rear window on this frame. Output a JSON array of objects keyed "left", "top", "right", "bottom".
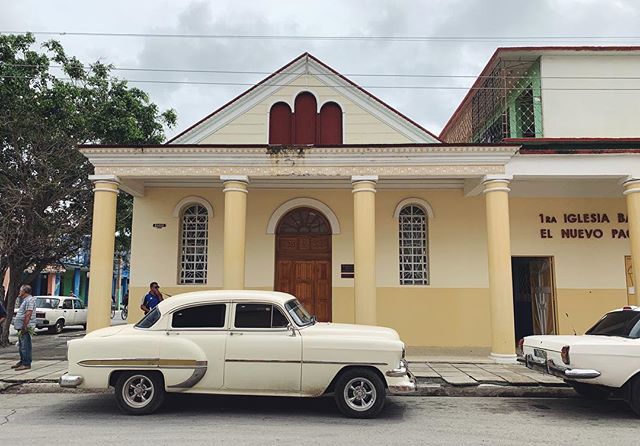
[
  {"left": 586, "top": 311, "right": 640, "bottom": 339},
  {"left": 135, "top": 307, "right": 161, "bottom": 329},
  {"left": 172, "top": 304, "right": 226, "bottom": 328},
  {"left": 36, "top": 298, "right": 60, "bottom": 309},
  {"left": 234, "top": 304, "right": 289, "bottom": 329}
]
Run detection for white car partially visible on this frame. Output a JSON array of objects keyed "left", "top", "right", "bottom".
[
  {"left": 33, "top": 296, "right": 88, "bottom": 333},
  {"left": 521, "top": 306, "right": 640, "bottom": 416}
]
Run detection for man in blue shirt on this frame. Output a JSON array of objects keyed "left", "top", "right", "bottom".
[{"left": 140, "top": 282, "right": 163, "bottom": 315}]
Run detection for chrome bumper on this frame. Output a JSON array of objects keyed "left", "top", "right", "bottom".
[
  {"left": 519, "top": 354, "right": 601, "bottom": 380},
  {"left": 59, "top": 374, "right": 84, "bottom": 388},
  {"left": 387, "top": 359, "right": 417, "bottom": 394}
]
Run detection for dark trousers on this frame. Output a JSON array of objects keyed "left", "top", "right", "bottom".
[{"left": 18, "top": 331, "right": 32, "bottom": 366}]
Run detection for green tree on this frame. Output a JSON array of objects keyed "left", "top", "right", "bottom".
[{"left": 0, "top": 34, "right": 176, "bottom": 346}]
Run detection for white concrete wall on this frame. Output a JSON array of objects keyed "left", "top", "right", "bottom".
[{"left": 541, "top": 54, "right": 640, "bottom": 137}]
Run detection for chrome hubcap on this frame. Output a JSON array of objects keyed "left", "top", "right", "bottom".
[
  {"left": 344, "top": 377, "right": 376, "bottom": 412},
  {"left": 122, "top": 375, "right": 154, "bottom": 408}
]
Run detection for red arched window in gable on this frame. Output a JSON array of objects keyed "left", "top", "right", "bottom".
[
  {"left": 269, "top": 102, "right": 292, "bottom": 144},
  {"left": 318, "top": 102, "right": 343, "bottom": 145},
  {"left": 294, "top": 92, "right": 317, "bottom": 144}
]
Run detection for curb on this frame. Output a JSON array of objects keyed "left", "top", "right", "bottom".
[
  {"left": 411, "top": 382, "right": 575, "bottom": 398},
  {"left": 2, "top": 380, "right": 576, "bottom": 399}
]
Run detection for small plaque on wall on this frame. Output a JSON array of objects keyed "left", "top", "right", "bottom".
[
  {"left": 153, "top": 223, "right": 166, "bottom": 229},
  {"left": 341, "top": 264, "right": 354, "bottom": 279}
]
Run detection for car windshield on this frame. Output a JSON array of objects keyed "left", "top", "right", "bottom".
[
  {"left": 284, "top": 299, "right": 314, "bottom": 327},
  {"left": 36, "top": 297, "right": 60, "bottom": 309},
  {"left": 135, "top": 307, "right": 161, "bottom": 329},
  {"left": 586, "top": 310, "right": 640, "bottom": 339}
]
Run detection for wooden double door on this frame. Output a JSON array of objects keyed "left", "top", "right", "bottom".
[{"left": 274, "top": 208, "right": 332, "bottom": 322}]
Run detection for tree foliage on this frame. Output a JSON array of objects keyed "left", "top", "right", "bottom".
[{"left": 0, "top": 33, "right": 176, "bottom": 345}]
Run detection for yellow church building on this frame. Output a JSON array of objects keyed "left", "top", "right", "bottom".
[{"left": 81, "top": 48, "right": 640, "bottom": 362}]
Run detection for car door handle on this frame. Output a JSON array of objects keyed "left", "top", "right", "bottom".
[{"left": 229, "top": 332, "right": 243, "bottom": 336}]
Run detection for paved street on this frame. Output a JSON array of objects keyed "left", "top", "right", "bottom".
[{"left": 0, "top": 392, "right": 637, "bottom": 445}]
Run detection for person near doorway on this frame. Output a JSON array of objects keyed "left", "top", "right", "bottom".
[
  {"left": 12, "top": 284, "right": 37, "bottom": 371},
  {"left": 140, "top": 282, "right": 163, "bottom": 315}
]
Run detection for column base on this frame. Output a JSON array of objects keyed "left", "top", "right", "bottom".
[{"left": 489, "top": 352, "right": 518, "bottom": 364}]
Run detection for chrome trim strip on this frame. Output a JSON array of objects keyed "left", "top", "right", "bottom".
[
  {"left": 225, "top": 359, "right": 300, "bottom": 364},
  {"left": 224, "top": 359, "right": 388, "bottom": 366},
  {"left": 78, "top": 358, "right": 207, "bottom": 369}
]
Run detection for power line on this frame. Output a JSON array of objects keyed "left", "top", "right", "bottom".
[
  {"left": 6, "top": 63, "right": 640, "bottom": 81},
  {"left": 2, "top": 30, "right": 640, "bottom": 42},
  {"left": 2, "top": 74, "right": 640, "bottom": 91}
]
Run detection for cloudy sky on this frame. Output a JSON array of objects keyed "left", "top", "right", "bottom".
[{"left": 2, "top": 0, "right": 639, "bottom": 139}]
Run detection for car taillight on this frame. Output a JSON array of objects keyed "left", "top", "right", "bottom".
[{"left": 561, "top": 346, "right": 570, "bottom": 365}]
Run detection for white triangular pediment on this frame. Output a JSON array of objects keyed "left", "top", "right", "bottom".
[{"left": 169, "top": 54, "right": 439, "bottom": 145}]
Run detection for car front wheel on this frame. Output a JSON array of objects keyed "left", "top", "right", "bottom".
[
  {"left": 334, "top": 368, "right": 386, "bottom": 418},
  {"left": 114, "top": 372, "right": 165, "bottom": 415}
]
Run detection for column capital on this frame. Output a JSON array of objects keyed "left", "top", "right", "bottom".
[
  {"left": 351, "top": 175, "right": 378, "bottom": 184},
  {"left": 89, "top": 175, "right": 120, "bottom": 194},
  {"left": 220, "top": 175, "right": 249, "bottom": 184},
  {"left": 623, "top": 177, "right": 640, "bottom": 195},
  {"left": 88, "top": 174, "right": 120, "bottom": 185},
  {"left": 482, "top": 175, "right": 512, "bottom": 194}
]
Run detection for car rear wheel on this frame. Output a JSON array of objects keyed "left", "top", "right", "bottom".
[
  {"left": 334, "top": 368, "right": 386, "bottom": 419},
  {"left": 114, "top": 372, "right": 165, "bottom": 415},
  {"left": 570, "top": 382, "right": 610, "bottom": 400},
  {"left": 49, "top": 319, "right": 64, "bottom": 334}
]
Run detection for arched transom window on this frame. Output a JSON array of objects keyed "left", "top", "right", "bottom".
[
  {"left": 398, "top": 205, "right": 429, "bottom": 285},
  {"left": 179, "top": 204, "right": 209, "bottom": 284}
]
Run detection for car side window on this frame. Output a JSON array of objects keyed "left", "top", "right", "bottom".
[
  {"left": 235, "top": 304, "right": 289, "bottom": 329},
  {"left": 62, "top": 299, "right": 73, "bottom": 310},
  {"left": 73, "top": 300, "right": 85, "bottom": 310},
  {"left": 172, "top": 304, "right": 226, "bottom": 329}
]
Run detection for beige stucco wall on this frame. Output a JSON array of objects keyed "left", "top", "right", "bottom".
[
  {"left": 198, "top": 75, "right": 413, "bottom": 145},
  {"left": 128, "top": 187, "right": 631, "bottom": 346},
  {"left": 541, "top": 54, "right": 640, "bottom": 137}
]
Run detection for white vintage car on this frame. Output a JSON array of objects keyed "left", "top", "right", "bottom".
[
  {"left": 33, "top": 296, "right": 88, "bottom": 333},
  {"left": 521, "top": 306, "right": 640, "bottom": 415},
  {"left": 60, "top": 290, "right": 415, "bottom": 418}
]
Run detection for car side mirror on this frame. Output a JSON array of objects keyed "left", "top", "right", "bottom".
[{"left": 287, "top": 323, "right": 296, "bottom": 337}]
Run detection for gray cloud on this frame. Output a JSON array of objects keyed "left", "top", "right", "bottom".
[{"left": 2, "top": 0, "right": 640, "bottom": 138}]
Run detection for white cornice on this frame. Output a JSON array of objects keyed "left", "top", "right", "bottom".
[{"left": 81, "top": 145, "right": 518, "bottom": 169}]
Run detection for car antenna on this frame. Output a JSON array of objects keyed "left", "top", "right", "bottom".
[{"left": 565, "top": 312, "right": 577, "bottom": 335}]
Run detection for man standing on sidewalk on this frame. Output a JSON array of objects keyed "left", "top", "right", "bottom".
[{"left": 12, "top": 284, "right": 37, "bottom": 371}]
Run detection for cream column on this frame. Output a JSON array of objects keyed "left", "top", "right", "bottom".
[
  {"left": 221, "top": 175, "right": 249, "bottom": 290},
  {"left": 352, "top": 175, "right": 378, "bottom": 326},
  {"left": 624, "top": 178, "right": 640, "bottom": 306},
  {"left": 483, "top": 176, "right": 516, "bottom": 362},
  {"left": 86, "top": 175, "right": 119, "bottom": 332}
]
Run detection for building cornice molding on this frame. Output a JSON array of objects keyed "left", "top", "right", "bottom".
[{"left": 95, "top": 164, "right": 504, "bottom": 177}]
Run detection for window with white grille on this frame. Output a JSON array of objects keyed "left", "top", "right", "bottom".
[
  {"left": 179, "top": 204, "right": 209, "bottom": 284},
  {"left": 398, "top": 205, "right": 429, "bottom": 285}
]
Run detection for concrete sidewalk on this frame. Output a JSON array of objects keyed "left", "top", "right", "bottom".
[{"left": 1, "top": 355, "right": 572, "bottom": 397}]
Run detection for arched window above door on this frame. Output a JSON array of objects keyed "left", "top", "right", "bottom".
[{"left": 276, "top": 207, "right": 331, "bottom": 234}]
